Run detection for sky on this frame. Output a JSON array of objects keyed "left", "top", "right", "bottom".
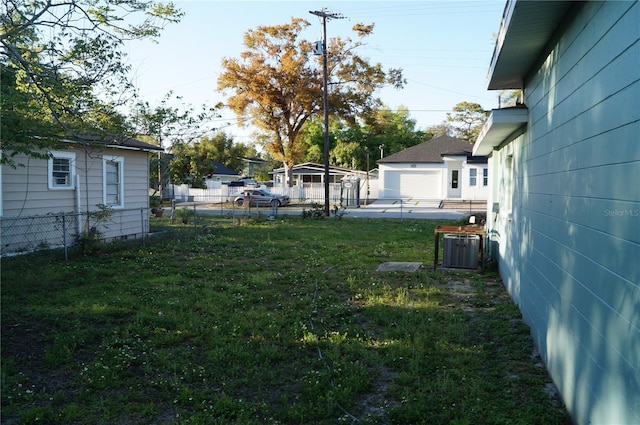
[{"left": 124, "top": 0, "right": 507, "bottom": 144}]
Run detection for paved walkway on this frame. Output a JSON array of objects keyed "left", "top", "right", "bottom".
[{"left": 346, "top": 199, "right": 480, "bottom": 220}]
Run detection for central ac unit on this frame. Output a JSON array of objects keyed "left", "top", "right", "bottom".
[{"left": 442, "top": 234, "right": 480, "bottom": 269}]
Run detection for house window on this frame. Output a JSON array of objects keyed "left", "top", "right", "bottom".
[
  {"left": 483, "top": 168, "right": 489, "bottom": 186},
  {"left": 103, "top": 156, "right": 124, "bottom": 207},
  {"left": 469, "top": 168, "right": 477, "bottom": 186},
  {"left": 48, "top": 151, "right": 76, "bottom": 190}
]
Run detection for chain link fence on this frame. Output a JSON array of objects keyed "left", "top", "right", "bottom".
[
  {"left": 1, "top": 199, "right": 487, "bottom": 258},
  {"left": 1, "top": 208, "right": 159, "bottom": 258}
]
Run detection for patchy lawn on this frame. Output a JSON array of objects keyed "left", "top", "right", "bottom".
[{"left": 1, "top": 216, "right": 570, "bottom": 424}]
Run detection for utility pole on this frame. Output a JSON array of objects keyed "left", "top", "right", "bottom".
[{"left": 310, "top": 9, "right": 344, "bottom": 217}]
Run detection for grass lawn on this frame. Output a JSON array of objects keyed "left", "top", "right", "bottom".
[{"left": 1, "top": 215, "right": 570, "bottom": 424}]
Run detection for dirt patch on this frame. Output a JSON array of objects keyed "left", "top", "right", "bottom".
[
  {"left": 376, "top": 262, "right": 422, "bottom": 272},
  {"left": 358, "top": 364, "right": 401, "bottom": 422}
]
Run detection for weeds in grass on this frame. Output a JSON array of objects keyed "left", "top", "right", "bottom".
[{"left": 1, "top": 216, "right": 570, "bottom": 424}]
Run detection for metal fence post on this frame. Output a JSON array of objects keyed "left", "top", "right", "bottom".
[
  {"left": 193, "top": 204, "right": 197, "bottom": 237},
  {"left": 141, "top": 208, "right": 146, "bottom": 246},
  {"left": 63, "top": 213, "right": 68, "bottom": 261}
]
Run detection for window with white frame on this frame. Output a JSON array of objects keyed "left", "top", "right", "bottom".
[
  {"left": 469, "top": 168, "right": 477, "bottom": 186},
  {"left": 48, "top": 151, "right": 76, "bottom": 190},
  {"left": 483, "top": 168, "right": 489, "bottom": 186},
  {"left": 103, "top": 156, "right": 124, "bottom": 207}
]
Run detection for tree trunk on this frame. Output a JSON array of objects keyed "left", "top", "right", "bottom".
[{"left": 284, "top": 163, "right": 294, "bottom": 188}]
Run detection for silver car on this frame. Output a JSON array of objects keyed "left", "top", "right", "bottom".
[{"left": 234, "top": 189, "right": 290, "bottom": 207}]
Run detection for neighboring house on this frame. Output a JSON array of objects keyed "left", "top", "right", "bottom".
[
  {"left": 270, "top": 162, "right": 369, "bottom": 187},
  {"left": 1, "top": 135, "right": 163, "bottom": 254},
  {"left": 377, "top": 135, "right": 488, "bottom": 202},
  {"left": 204, "top": 160, "right": 240, "bottom": 188},
  {"left": 269, "top": 162, "right": 376, "bottom": 205},
  {"left": 473, "top": 1, "right": 639, "bottom": 424},
  {"left": 239, "top": 156, "right": 267, "bottom": 178}
]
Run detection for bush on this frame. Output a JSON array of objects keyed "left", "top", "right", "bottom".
[
  {"left": 301, "top": 202, "right": 325, "bottom": 220},
  {"left": 176, "top": 207, "right": 194, "bottom": 224}
]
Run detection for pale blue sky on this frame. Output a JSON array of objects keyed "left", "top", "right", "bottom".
[{"left": 125, "top": 0, "right": 506, "bottom": 143}]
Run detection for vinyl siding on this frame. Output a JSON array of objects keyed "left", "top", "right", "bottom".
[
  {"left": 1, "top": 144, "right": 152, "bottom": 250},
  {"left": 490, "top": 2, "right": 640, "bottom": 423}
]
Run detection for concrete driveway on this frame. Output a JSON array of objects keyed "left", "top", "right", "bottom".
[{"left": 346, "top": 199, "right": 469, "bottom": 220}]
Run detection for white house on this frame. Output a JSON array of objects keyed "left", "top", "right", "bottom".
[
  {"left": 270, "top": 162, "right": 368, "bottom": 187},
  {"left": 473, "top": 1, "right": 639, "bottom": 423},
  {"left": 1, "top": 136, "right": 163, "bottom": 254},
  {"left": 377, "top": 135, "right": 488, "bottom": 202}
]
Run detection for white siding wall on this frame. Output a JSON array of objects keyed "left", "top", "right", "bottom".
[
  {"left": 379, "top": 163, "right": 489, "bottom": 201},
  {"left": 461, "top": 164, "right": 489, "bottom": 201},
  {"left": 489, "top": 2, "right": 640, "bottom": 423}
]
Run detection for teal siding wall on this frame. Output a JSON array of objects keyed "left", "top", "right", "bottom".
[{"left": 490, "top": 2, "right": 640, "bottom": 423}]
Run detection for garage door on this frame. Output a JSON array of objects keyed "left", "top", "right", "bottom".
[{"left": 386, "top": 171, "right": 441, "bottom": 199}]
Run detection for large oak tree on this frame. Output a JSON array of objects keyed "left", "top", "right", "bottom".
[{"left": 217, "top": 18, "right": 404, "bottom": 186}]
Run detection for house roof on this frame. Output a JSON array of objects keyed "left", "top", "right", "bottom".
[
  {"left": 240, "top": 157, "right": 267, "bottom": 164},
  {"left": 210, "top": 160, "right": 239, "bottom": 176},
  {"left": 377, "top": 135, "right": 485, "bottom": 164},
  {"left": 271, "top": 162, "right": 357, "bottom": 175},
  {"left": 68, "top": 135, "right": 164, "bottom": 152},
  {"left": 487, "top": 0, "right": 573, "bottom": 90}
]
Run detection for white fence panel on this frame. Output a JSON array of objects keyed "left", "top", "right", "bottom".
[{"left": 170, "top": 179, "right": 378, "bottom": 205}]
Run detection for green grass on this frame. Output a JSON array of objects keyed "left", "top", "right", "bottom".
[{"left": 1, "top": 215, "right": 570, "bottom": 424}]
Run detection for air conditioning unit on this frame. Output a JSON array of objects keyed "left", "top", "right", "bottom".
[{"left": 442, "top": 234, "right": 480, "bottom": 269}]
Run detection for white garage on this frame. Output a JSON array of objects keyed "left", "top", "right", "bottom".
[
  {"left": 377, "top": 135, "right": 489, "bottom": 202},
  {"left": 384, "top": 170, "right": 442, "bottom": 199}
]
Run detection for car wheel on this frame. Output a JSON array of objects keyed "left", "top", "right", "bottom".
[
  {"left": 270, "top": 199, "right": 280, "bottom": 207},
  {"left": 235, "top": 198, "right": 244, "bottom": 207}
]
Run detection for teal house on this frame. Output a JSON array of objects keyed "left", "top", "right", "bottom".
[{"left": 473, "top": 1, "right": 639, "bottom": 423}]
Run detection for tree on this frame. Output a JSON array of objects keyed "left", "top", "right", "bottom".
[
  {"left": 362, "top": 106, "right": 427, "bottom": 157},
  {"left": 425, "top": 122, "right": 455, "bottom": 138},
  {"left": 0, "top": 0, "right": 183, "bottom": 165},
  {"left": 130, "top": 92, "right": 219, "bottom": 197},
  {"left": 169, "top": 132, "right": 251, "bottom": 188},
  {"left": 217, "top": 18, "right": 404, "bottom": 186},
  {"left": 131, "top": 92, "right": 218, "bottom": 148},
  {"left": 446, "top": 101, "right": 487, "bottom": 143},
  {"left": 499, "top": 89, "right": 523, "bottom": 107},
  {"left": 300, "top": 106, "right": 428, "bottom": 170},
  {"left": 0, "top": 64, "right": 59, "bottom": 165}
]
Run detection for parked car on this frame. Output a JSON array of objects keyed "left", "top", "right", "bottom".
[{"left": 234, "top": 189, "right": 290, "bottom": 207}]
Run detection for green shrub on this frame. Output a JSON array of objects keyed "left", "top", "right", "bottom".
[{"left": 301, "top": 202, "right": 325, "bottom": 220}]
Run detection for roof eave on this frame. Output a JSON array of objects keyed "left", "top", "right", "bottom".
[
  {"left": 487, "top": 0, "right": 573, "bottom": 90},
  {"left": 473, "top": 107, "right": 528, "bottom": 156},
  {"left": 106, "top": 143, "right": 164, "bottom": 153}
]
